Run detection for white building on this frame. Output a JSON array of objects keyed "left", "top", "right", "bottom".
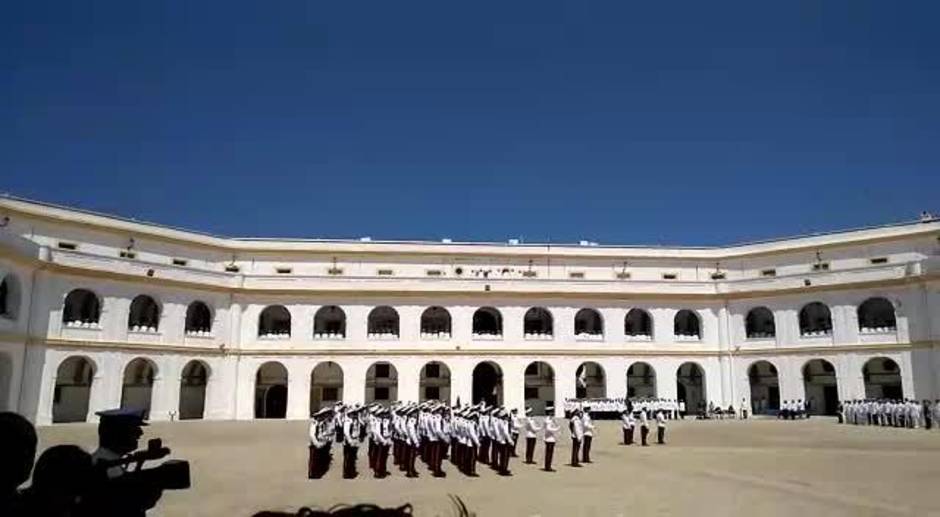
[{"left": 0, "top": 196, "right": 938, "bottom": 425}]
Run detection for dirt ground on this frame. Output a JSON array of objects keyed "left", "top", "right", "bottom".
[{"left": 36, "top": 418, "right": 940, "bottom": 516}]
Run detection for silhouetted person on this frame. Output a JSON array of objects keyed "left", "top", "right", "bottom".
[
  {"left": 23, "top": 445, "right": 95, "bottom": 516},
  {"left": 0, "top": 412, "right": 37, "bottom": 516},
  {"left": 90, "top": 408, "right": 164, "bottom": 516}
]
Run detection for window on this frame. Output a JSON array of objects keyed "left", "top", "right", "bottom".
[
  {"left": 522, "top": 270, "right": 537, "bottom": 278},
  {"left": 745, "top": 307, "right": 775, "bottom": 339},
  {"left": 710, "top": 272, "right": 726, "bottom": 280},
  {"left": 258, "top": 305, "right": 291, "bottom": 338},
  {"left": 420, "top": 306, "right": 451, "bottom": 337},
  {"left": 662, "top": 273, "right": 677, "bottom": 280},
  {"left": 374, "top": 387, "right": 390, "bottom": 400},
  {"left": 377, "top": 269, "right": 394, "bottom": 276},
  {"left": 63, "top": 289, "right": 101, "bottom": 326},
  {"left": 616, "top": 272, "right": 631, "bottom": 280},
  {"left": 375, "top": 364, "right": 390, "bottom": 378},
  {"left": 574, "top": 308, "right": 604, "bottom": 337},
  {"left": 524, "top": 387, "right": 539, "bottom": 400},
  {"left": 426, "top": 269, "right": 443, "bottom": 276},
  {"left": 128, "top": 295, "right": 160, "bottom": 332},
  {"left": 119, "top": 250, "right": 136, "bottom": 259},
  {"left": 869, "top": 257, "right": 888, "bottom": 265},
  {"left": 761, "top": 269, "right": 777, "bottom": 277},
  {"left": 225, "top": 264, "right": 240, "bottom": 273},
  {"left": 57, "top": 242, "right": 77, "bottom": 250},
  {"left": 858, "top": 297, "right": 897, "bottom": 332},
  {"left": 569, "top": 271, "right": 585, "bottom": 279},
  {"left": 275, "top": 267, "right": 292, "bottom": 274},
  {"left": 472, "top": 307, "right": 503, "bottom": 336},
  {"left": 674, "top": 309, "right": 701, "bottom": 339},
  {"left": 0, "top": 274, "right": 17, "bottom": 319},
  {"left": 322, "top": 387, "right": 339, "bottom": 401},
  {"left": 624, "top": 308, "right": 652, "bottom": 338},
  {"left": 314, "top": 305, "right": 346, "bottom": 338},
  {"left": 172, "top": 258, "right": 188, "bottom": 266},
  {"left": 368, "top": 306, "right": 399, "bottom": 337},
  {"left": 185, "top": 301, "right": 213, "bottom": 335},
  {"left": 327, "top": 267, "right": 343, "bottom": 275},
  {"left": 424, "top": 386, "right": 440, "bottom": 400},
  {"left": 425, "top": 363, "right": 440, "bottom": 378},
  {"left": 812, "top": 262, "right": 830, "bottom": 271},
  {"left": 799, "top": 302, "right": 832, "bottom": 336},
  {"left": 523, "top": 307, "right": 553, "bottom": 337}
]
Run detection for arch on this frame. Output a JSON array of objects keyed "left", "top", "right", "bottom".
[
  {"left": 626, "top": 362, "right": 657, "bottom": 398},
  {"left": 574, "top": 308, "right": 603, "bottom": 337},
  {"left": 0, "top": 273, "right": 20, "bottom": 320},
  {"left": 366, "top": 361, "right": 398, "bottom": 405},
  {"left": 799, "top": 302, "right": 832, "bottom": 336},
  {"left": 857, "top": 297, "right": 897, "bottom": 332},
  {"left": 676, "top": 362, "right": 706, "bottom": 416},
  {"left": 0, "top": 352, "right": 13, "bottom": 412},
  {"left": 258, "top": 305, "right": 291, "bottom": 338},
  {"left": 255, "top": 361, "right": 288, "bottom": 418},
  {"left": 179, "top": 360, "right": 209, "bottom": 420},
  {"left": 420, "top": 306, "right": 452, "bottom": 338},
  {"left": 624, "top": 308, "right": 652, "bottom": 338},
  {"left": 185, "top": 301, "right": 213, "bottom": 335},
  {"left": 62, "top": 289, "right": 101, "bottom": 327},
  {"left": 523, "top": 307, "right": 553, "bottom": 337},
  {"left": 472, "top": 361, "right": 503, "bottom": 406},
  {"left": 524, "top": 361, "right": 554, "bottom": 416},
  {"left": 128, "top": 295, "right": 161, "bottom": 332},
  {"left": 472, "top": 307, "right": 503, "bottom": 337},
  {"left": 367, "top": 306, "right": 399, "bottom": 338},
  {"left": 310, "top": 361, "right": 344, "bottom": 414},
  {"left": 748, "top": 360, "right": 780, "bottom": 415},
  {"left": 576, "top": 361, "right": 606, "bottom": 399},
  {"left": 745, "top": 307, "right": 775, "bottom": 339},
  {"left": 419, "top": 361, "right": 451, "bottom": 403},
  {"left": 674, "top": 309, "right": 701, "bottom": 339},
  {"left": 121, "top": 358, "right": 157, "bottom": 418},
  {"left": 802, "top": 359, "right": 838, "bottom": 415},
  {"left": 863, "top": 357, "right": 903, "bottom": 399},
  {"left": 314, "top": 305, "right": 346, "bottom": 338},
  {"left": 52, "top": 356, "right": 96, "bottom": 423}
]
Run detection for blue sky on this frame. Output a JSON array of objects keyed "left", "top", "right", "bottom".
[{"left": 2, "top": 1, "right": 938, "bottom": 245}]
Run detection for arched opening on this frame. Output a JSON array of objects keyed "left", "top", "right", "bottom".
[
  {"left": 863, "top": 357, "right": 903, "bottom": 399},
  {"left": 524, "top": 361, "right": 554, "bottom": 416},
  {"left": 52, "top": 356, "right": 96, "bottom": 423},
  {"left": 523, "top": 307, "right": 553, "bottom": 338},
  {"left": 185, "top": 302, "right": 213, "bottom": 336},
  {"left": 128, "top": 295, "right": 160, "bottom": 332},
  {"left": 0, "top": 353, "right": 11, "bottom": 411},
  {"left": 676, "top": 362, "right": 706, "bottom": 415},
  {"left": 799, "top": 302, "right": 832, "bottom": 337},
  {"left": 472, "top": 307, "right": 503, "bottom": 337},
  {"left": 258, "top": 305, "right": 291, "bottom": 338},
  {"left": 419, "top": 361, "right": 451, "bottom": 403},
  {"left": 858, "top": 298, "right": 897, "bottom": 333},
  {"left": 179, "top": 360, "right": 209, "bottom": 420},
  {"left": 314, "top": 306, "right": 346, "bottom": 339},
  {"left": 366, "top": 362, "right": 398, "bottom": 405},
  {"left": 367, "top": 306, "right": 399, "bottom": 338},
  {"left": 255, "top": 361, "right": 288, "bottom": 418},
  {"left": 574, "top": 308, "right": 603, "bottom": 338},
  {"left": 62, "top": 289, "right": 101, "bottom": 327},
  {"left": 745, "top": 307, "right": 775, "bottom": 339},
  {"left": 310, "top": 361, "right": 343, "bottom": 414},
  {"left": 674, "top": 309, "right": 701, "bottom": 340},
  {"left": 748, "top": 360, "right": 780, "bottom": 415},
  {"left": 472, "top": 361, "right": 503, "bottom": 406},
  {"left": 575, "top": 361, "right": 606, "bottom": 398},
  {"left": 624, "top": 308, "right": 652, "bottom": 339},
  {"left": 0, "top": 274, "right": 20, "bottom": 320},
  {"left": 627, "top": 362, "right": 657, "bottom": 398},
  {"left": 420, "top": 307, "right": 452, "bottom": 338},
  {"left": 121, "top": 358, "right": 157, "bottom": 418},
  {"left": 802, "top": 359, "right": 838, "bottom": 415}
]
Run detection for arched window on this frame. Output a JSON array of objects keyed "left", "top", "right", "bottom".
[
  {"left": 62, "top": 289, "right": 101, "bottom": 328},
  {"left": 523, "top": 307, "right": 553, "bottom": 338},
  {"left": 314, "top": 305, "right": 346, "bottom": 339},
  {"left": 0, "top": 274, "right": 19, "bottom": 320},
  {"left": 368, "top": 306, "right": 399, "bottom": 338},
  {"left": 799, "top": 302, "right": 832, "bottom": 337},
  {"left": 574, "top": 308, "right": 603, "bottom": 339},
  {"left": 258, "top": 305, "right": 291, "bottom": 338},
  {"left": 472, "top": 307, "right": 502, "bottom": 337},
  {"left": 128, "top": 295, "right": 160, "bottom": 332},
  {"left": 185, "top": 301, "right": 213, "bottom": 335},
  {"left": 420, "top": 306, "right": 451, "bottom": 338},
  {"left": 857, "top": 297, "right": 897, "bottom": 333},
  {"left": 624, "top": 308, "right": 652, "bottom": 339},
  {"left": 674, "top": 309, "right": 701, "bottom": 340},
  {"left": 745, "top": 307, "right": 775, "bottom": 339}
]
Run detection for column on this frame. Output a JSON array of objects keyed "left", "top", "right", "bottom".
[{"left": 286, "top": 359, "right": 311, "bottom": 420}]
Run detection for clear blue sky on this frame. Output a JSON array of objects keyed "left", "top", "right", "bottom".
[{"left": 2, "top": 1, "right": 938, "bottom": 245}]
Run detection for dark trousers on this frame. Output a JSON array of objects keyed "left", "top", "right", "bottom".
[
  {"left": 479, "top": 438, "right": 490, "bottom": 463},
  {"left": 342, "top": 445, "right": 358, "bottom": 479},
  {"left": 406, "top": 445, "right": 418, "bottom": 477},
  {"left": 623, "top": 426, "right": 634, "bottom": 445},
  {"left": 375, "top": 444, "right": 389, "bottom": 477},
  {"left": 657, "top": 426, "right": 665, "bottom": 444},
  {"left": 469, "top": 445, "right": 478, "bottom": 476},
  {"left": 582, "top": 435, "right": 592, "bottom": 463},
  {"left": 641, "top": 426, "right": 649, "bottom": 446},
  {"left": 511, "top": 433, "right": 519, "bottom": 457},
  {"left": 544, "top": 442, "right": 555, "bottom": 471},
  {"left": 491, "top": 440, "right": 500, "bottom": 467},
  {"left": 308, "top": 445, "right": 319, "bottom": 479},
  {"left": 525, "top": 437, "right": 536, "bottom": 463},
  {"left": 570, "top": 438, "right": 581, "bottom": 466},
  {"left": 499, "top": 442, "right": 511, "bottom": 475}
]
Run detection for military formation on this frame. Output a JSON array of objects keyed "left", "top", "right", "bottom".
[{"left": 840, "top": 399, "right": 939, "bottom": 429}]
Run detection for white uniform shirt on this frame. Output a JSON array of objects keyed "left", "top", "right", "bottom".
[
  {"left": 581, "top": 413, "right": 595, "bottom": 437},
  {"left": 544, "top": 417, "right": 559, "bottom": 443},
  {"left": 525, "top": 416, "right": 541, "bottom": 438}
]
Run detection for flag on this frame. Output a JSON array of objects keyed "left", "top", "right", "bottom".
[{"left": 577, "top": 366, "right": 586, "bottom": 388}]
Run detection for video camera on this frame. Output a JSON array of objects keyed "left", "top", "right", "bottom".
[{"left": 96, "top": 438, "right": 191, "bottom": 490}]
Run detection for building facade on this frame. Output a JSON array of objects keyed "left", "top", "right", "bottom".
[{"left": 0, "top": 196, "right": 939, "bottom": 425}]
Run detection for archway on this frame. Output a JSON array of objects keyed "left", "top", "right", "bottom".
[
  {"left": 472, "top": 307, "right": 503, "bottom": 337},
  {"left": 574, "top": 308, "right": 604, "bottom": 338},
  {"left": 310, "top": 361, "right": 344, "bottom": 414},
  {"left": 858, "top": 298, "right": 897, "bottom": 333},
  {"left": 524, "top": 361, "right": 554, "bottom": 415},
  {"left": 676, "top": 362, "right": 706, "bottom": 415},
  {"left": 523, "top": 307, "right": 553, "bottom": 338},
  {"left": 179, "top": 360, "right": 209, "bottom": 420},
  {"left": 121, "top": 358, "right": 157, "bottom": 418},
  {"left": 420, "top": 307, "right": 452, "bottom": 338},
  {"left": 802, "top": 359, "right": 838, "bottom": 415},
  {"left": 627, "top": 362, "right": 657, "bottom": 398},
  {"left": 748, "top": 360, "right": 780, "bottom": 415},
  {"left": 575, "top": 361, "right": 606, "bottom": 398},
  {"left": 0, "top": 353, "right": 11, "bottom": 411},
  {"left": 314, "top": 306, "right": 346, "bottom": 338},
  {"left": 419, "top": 361, "right": 451, "bottom": 403},
  {"left": 366, "top": 362, "right": 398, "bottom": 405},
  {"left": 255, "top": 361, "right": 288, "bottom": 419},
  {"left": 52, "top": 356, "right": 96, "bottom": 423},
  {"left": 472, "top": 361, "right": 503, "bottom": 406},
  {"left": 863, "top": 357, "right": 903, "bottom": 399}
]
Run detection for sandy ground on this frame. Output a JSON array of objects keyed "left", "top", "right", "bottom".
[{"left": 36, "top": 418, "right": 940, "bottom": 517}]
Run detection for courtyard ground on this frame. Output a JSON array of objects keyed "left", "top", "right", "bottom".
[{"left": 36, "top": 418, "right": 940, "bottom": 516}]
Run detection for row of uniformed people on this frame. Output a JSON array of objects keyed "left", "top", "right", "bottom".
[
  {"left": 565, "top": 398, "right": 687, "bottom": 420},
  {"left": 618, "top": 407, "right": 668, "bottom": 446},
  {"left": 841, "top": 399, "right": 939, "bottom": 429}
]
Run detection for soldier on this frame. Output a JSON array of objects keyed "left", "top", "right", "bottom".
[
  {"left": 308, "top": 408, "right": 331, "bottom": 479},
  {"left": 656, "top": 409, "right": 667, "bottom": 444},
  {"left": 581, "top": 406, "right": 595, "bottom": 463},
  {"left": 639, "top": 408, "right": 650, "bottom": 446},
  {"left": 342, "top": 406, "right": 364, "bottom": 479},
  {"left": 569, "top": 408, "right": 583, "bottom": 467},
  {"left": 374, "top": 409, "right": 392, "bottom": 478},
  {"left": 543, "top": 407, "right": 559, "bottom": 472},
  {"left": 524, "top": 407, "right": 541, "bottom": 464},
  {"left": 620, "top": 408, "right": 633, "bottom": 445},
  {"left": 510, "top": 408, "right": 522, "bottom": 458},
  {"left": 467, "top": 409, "right": 480, "bottom": 477},
  {"left": 405, "top": 407, "right": 420, "bottom": 478}
]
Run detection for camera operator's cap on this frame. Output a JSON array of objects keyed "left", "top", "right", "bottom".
[{"left": 96, "top": 407, "right": 149, "bottom": 426}]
